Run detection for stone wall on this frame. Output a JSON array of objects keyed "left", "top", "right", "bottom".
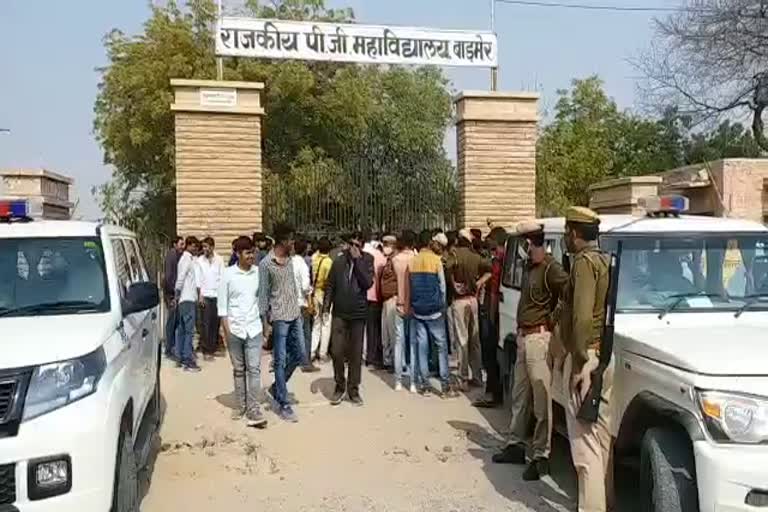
[
  {"left": 171, "top": 79, "right": 265, "bottom": 253},
  {"left": 455, "top": 92, "right": 538, "bottom": 232}
]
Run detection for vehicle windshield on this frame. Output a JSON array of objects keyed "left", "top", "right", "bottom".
[
  {"left": 0, "top": 237, "right": 110, "bottom": 317},
  {"left": 606, "top": 234, "right": 768, "bottom": 313}
]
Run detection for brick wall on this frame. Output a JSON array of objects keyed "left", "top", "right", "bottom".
[
  {"left": 175, "top": 112, "right": 262, "bottom": 252},
  {"left": 721, "top": 159, "right": 768, "bottom": 223},
  {"left": 456, "top": 120, "right": 537, "bottom": 230}
]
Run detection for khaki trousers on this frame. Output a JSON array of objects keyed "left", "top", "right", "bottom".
[
  {"left": 564, "top": 350, "right": 615, "bottom": 512},
  {"left": 451, "top": 296, "right": 482, "bottom": 381},
  {"left": 508, "top": 331, "right": 552, "bottom": 459}
]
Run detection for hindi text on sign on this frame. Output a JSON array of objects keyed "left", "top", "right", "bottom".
[{"left": 216, "top": 18, "right": 498, "bottom": 68}]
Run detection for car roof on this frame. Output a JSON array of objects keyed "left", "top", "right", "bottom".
[
  {"left": 530, "top": 214, "right": 768, "bottom": 235},
  {"left": 0, "top": 220, "right": 134, "bottom": 239}
]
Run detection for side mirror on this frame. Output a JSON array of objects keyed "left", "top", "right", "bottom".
[{"left": 123, "top": 282, "right": 159, "bottom": 316}]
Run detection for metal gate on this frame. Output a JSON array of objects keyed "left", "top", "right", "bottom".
[{"left": 263, "top": 147, "right": 457, "bottom": 238}]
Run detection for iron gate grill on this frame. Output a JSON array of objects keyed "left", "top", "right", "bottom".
[{"left": 263, "top": 147, "right": 457, "bottom": 238}]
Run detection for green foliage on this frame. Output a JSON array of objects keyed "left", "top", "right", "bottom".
[
  {"left": 537, "top": 77, "right": 764, "bottom": 215},
  {"left": 94, "top": 0, "right": 454, "bottom": 239}
]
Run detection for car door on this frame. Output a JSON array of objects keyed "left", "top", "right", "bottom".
[
  {"left": 109, "top": 237, "right": 146, "bottom": 433},
  {"left": 499, "top": 234, "right": 524, "bottom": 349},
  {"left": 122, "top": 237, "right": 155, "bottom": 420}
]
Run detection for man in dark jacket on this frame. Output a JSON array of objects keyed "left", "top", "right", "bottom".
[
  {"left": 323, "top": 231, "right": 374, "bottom": 406},
  {"left": 163, "top": 236, "right": 185, "bottom": 359}
]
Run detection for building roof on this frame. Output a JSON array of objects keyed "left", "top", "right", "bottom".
[{"left": 0, "top": 168, "right": 74, "bottom": 184}]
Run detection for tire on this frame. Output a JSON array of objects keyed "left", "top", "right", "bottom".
[
  {"left": 639, "top": 427, "right": 699, "bottom": 512},
  {"left": 111, "top": 429, "right": 139, "bottom": 512}
]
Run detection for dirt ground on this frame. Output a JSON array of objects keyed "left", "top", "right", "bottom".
[{"left": 141, "top": 353, "right": 577, "bottom": 512}]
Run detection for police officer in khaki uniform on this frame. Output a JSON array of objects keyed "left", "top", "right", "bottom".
[
  {"left": 559, "top": 206, "right": 613, "bottom": 512},
  {"left": 492, "top": 221, "right": 568, "bottom": 481}
]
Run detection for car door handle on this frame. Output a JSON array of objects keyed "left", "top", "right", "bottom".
[
  {"left": 142, "top": 328, "right": 149, "bottom": 338},
  {"left": 624, "top": 362, "right": 632, "bottom": 371},
  {"left": 151, "top": 312, "right": 157, "bottom": 320}
]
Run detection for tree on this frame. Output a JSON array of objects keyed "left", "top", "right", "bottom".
[
  {"left": 637, "top": 0, "right": 768, "bottom": 151},
  {"left": 94, "top": 0, "right": 455, "bottom": 240},
  {"left": 536, "top": 76, "right": 679, "bottom": 214}
]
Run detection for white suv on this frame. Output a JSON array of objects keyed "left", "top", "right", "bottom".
[
  {"left": 0, "top": 202, "right": 161, "bottom": 512},
  {"left": 498, "top": 198, "right": 768, "bottom": 511}
]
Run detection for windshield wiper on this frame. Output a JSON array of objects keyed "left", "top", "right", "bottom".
[
  {"left": 658, "top": 292, "right": 722, "bottom": 320},
  {"left": 734, "top": 293, "right": 768, "bottom": 318},
  {"left": 0, "top": 300, "right": 102, "bottom": 317}
]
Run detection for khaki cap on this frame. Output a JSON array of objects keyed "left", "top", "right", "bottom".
[
  {"left": 565, "top": 206, "right": 600, "bottom": 225},
  {"left": 382, "top": 234, "right": 397, "bottom": 244},
  {"left": 458, "top": 228, "right": 472, "bottom": 241},
  {"left": 516, "top": 220, "right": 543, "bottom": 236}
]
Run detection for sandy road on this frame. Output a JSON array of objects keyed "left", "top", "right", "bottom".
[{"left": 141, "top": 354, "right": 576, "bottom": 512}]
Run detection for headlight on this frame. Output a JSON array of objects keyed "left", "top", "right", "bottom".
[
  {"left": 697, "top": 390, "right": 768, "bottom": 444},
  {"left": 23, "top": 347, "right": 106, "bottom": 421}
]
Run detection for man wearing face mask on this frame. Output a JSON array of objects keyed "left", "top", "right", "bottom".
[
  {"left": 559, "top": 206, "right": 612, "bottom": 512},
  {"left": 493, "top": 221, "right": 568, "bottom": 481}
]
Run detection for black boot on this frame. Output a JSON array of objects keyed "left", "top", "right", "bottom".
[
  {"left": 491, "top": 444, "right": 526, "bottom": 464},
  {"left": 522, "top": 458, "right": 550, "bottom": 481}
]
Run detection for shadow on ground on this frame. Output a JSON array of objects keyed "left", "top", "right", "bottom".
[
  {"left": 448, "top": 419, "right": 577, "bottom": 512},
  {"left": 215, "top": 391, "right": 238, "bottom": 410},
  {"left": 309, "top": 377, "right": 337, "bottom": 400}
]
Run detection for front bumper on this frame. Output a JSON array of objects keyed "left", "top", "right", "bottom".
[
  {"left": 0, "top": 392, "right": 117, "bottom": 512},
  {"left": 694, "top": 440, "right": 768, "bottom": 511}
]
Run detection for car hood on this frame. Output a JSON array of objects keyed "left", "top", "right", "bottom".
[
  {"left": 0, "top": 313, "right": 115, "bottom": 369},
  {"left": 619, "top": 320, "right": 768, "bottom": 376}
]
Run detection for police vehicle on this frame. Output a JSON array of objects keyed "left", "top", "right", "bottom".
[
  {"left": 0, "top": 199, "right": 161, "bottom": 512},
  {"left": 499, "top": 195, "right": 768, "bottom": 512}
]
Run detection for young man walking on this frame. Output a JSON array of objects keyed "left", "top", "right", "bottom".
[
  {"left": 219, "top": 236, "right": 267, "bottom": 428},
  {"left": 175, "top": 236, "right": 201, "bottom": 372},
  {"left": 163, "top": 236, "right": 184, "bottom": 360},
  {"left": 324, "top": 232, "right": 374, "bottom": 406},
  {"left": 259, "top": 224, "right": 305, "bottom": 422},
  {"left": 409, "top": 232, "right": 454, "bottom": 397},
  {"left": 310, "top": 237, "right": 334, "bottom": 362},
  {"left": 197, "top": 237, "right": 225, "bottom": 361}
]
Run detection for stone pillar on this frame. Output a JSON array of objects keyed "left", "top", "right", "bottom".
[
  {"left": 455, "top": 91, "right": 539, "bottom": 231},
  {"left": 171, "top": 79, "right": 265, "bottom": 252}
]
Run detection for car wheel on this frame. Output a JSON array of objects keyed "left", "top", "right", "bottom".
[
  {"left": 639, "top": 427, "right": 699, "bottom": 512},
  {"left": 111, "top": 429, "right": 139, "bottom": 512}
]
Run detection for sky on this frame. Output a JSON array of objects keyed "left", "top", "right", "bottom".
[{"left": 0, "top": 0, "right": 679, "bottom": 220}]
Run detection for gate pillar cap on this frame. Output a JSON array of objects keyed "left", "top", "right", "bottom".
[
  {"left": 170, "top": 79, "right": 265, "bottom": 115},
  {"left": 454, "top": 90, "right": 539, "bottom": 123}
]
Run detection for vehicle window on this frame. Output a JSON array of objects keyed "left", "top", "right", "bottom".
[
  {"left": 112, "top": 238, "right": 131, "bottom": 298},
  {"left": 613, "top": 235, "right": 768, "bottom": 312},
  {"left": 0, "top": 237, "right": 110, "bottom": 317},
  {"left": 131, "top": 239, "right": 151, "bottom": 282},
  {"left": 123, "top": 238, "right": 148, "bottom": 283},
  {"left": 502, "top": 236, "right": 524, "bottom": 289}
]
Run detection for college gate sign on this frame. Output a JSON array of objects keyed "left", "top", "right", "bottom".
[{"left": 171, "top": 18, "right": 537, "bottom": 246}]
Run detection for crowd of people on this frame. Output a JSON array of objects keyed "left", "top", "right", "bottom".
[
  {"left": 162, "top": 224, "right": 509, "bottom": 418},
  {"left": 161, "top": 207, "right": 614, "bottom": 512}
]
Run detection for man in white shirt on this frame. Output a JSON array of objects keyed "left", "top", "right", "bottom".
[
  {"left": 292, "top": 238, "right": 318, "bottom": 373},
  {"left": 197, "top": 237, "right": 225, "bottom": 361},
  {"left": 219, "top": 236, "right": 267, "bottom": 428},
  {"left": 175, "top": 236, "right": 201, "bottom": 372}
]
